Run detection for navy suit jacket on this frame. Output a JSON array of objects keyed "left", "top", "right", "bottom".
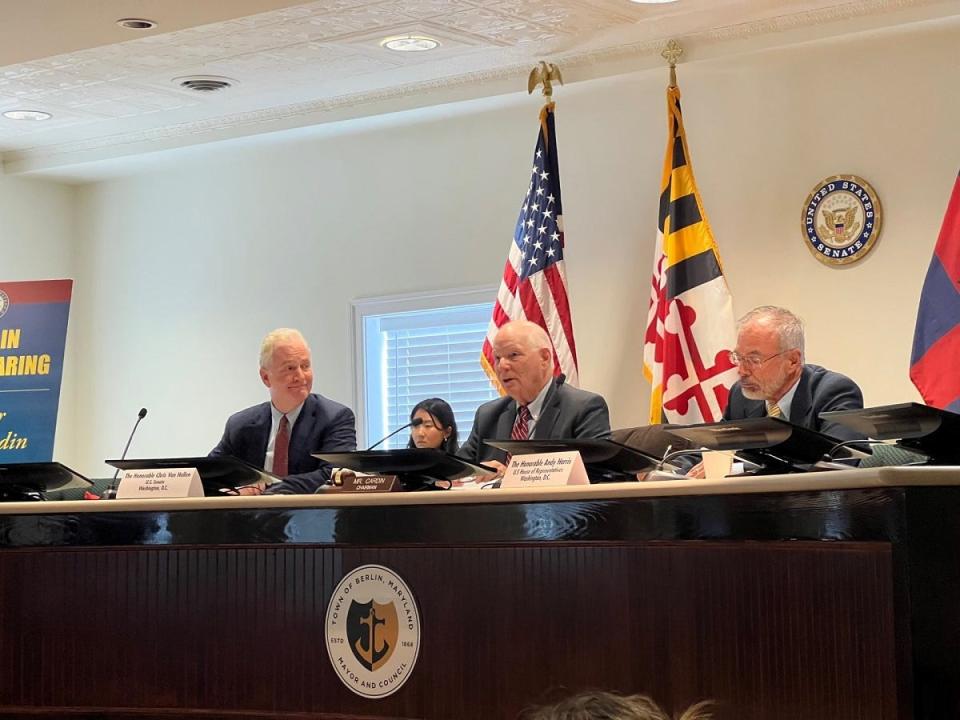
[
  {"left": 210, "top": 393, "right": 356, "bottom": 494},
  {"left": 723, "top": 364, "right": 864, "bottom": 442},
  {"left": 457, "top": 377, "right": 611, "bottom": 464}
]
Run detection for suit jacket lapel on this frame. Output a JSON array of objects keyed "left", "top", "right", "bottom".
[
  {"left": 788, "top": 367, "right": 813, "bottom": 426},
  {"left": 250, "top": 403, "right": 272, "bottom": 462},
  {"left": 534, "top": 379, "right": 562, "bottom": 438},
  {"left": 743, "top": 399, "right": 766, "bottom": 419},
  {"left": 288, "top": 395, "right": 318, "bottom": 469},
  {"left": 496, "top": 400, "right": 517, "bottom": 441}
]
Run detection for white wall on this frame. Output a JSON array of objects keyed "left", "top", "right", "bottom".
[
  {"left": 67, "top": 17, "right": 960, "bottom": 477},
  {"left": 0, "top": 173, "right": 78, "bottom": 462}
]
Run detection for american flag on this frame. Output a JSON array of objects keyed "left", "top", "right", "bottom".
[{"left": 481, "top": 103, "right": 579, "bottom": 390}]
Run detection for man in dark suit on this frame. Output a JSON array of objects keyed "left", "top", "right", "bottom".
[
  {"left": 210, "top": 328, "right": 356, "bottom": 494},
  {"left": 458, "top": 320, "right": 610, "bottom": 470},
  {"left": 689, "top": 306, "right": 863, "bottom": 477},
  {"left": 721, "top": 306, "right": 863, "bottom": 436},
  {"left": 724, "top": 365, "right": 864, "bottom": 437}
]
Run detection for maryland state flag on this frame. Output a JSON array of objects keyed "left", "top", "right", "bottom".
[
  {"left": 642, "top": 84, "right": 738, "bottom": 424},
  {"left": 910, "top": 170, "right": 960, "bottom": 411}
]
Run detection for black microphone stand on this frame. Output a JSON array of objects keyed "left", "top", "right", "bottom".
[
  {"left": 104, "top": 408, "right": 148, "bottom": 499},
  {"left": 366, "top": 417, "right": 423, "bottom": 451}
]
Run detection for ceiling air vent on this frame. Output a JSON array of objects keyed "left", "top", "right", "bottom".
[
  {"left": 117, "top": 18, "right": 158, "bottom": 30},
  {"left": 176, "top": 76, "right": 235, "bottom": 93}
]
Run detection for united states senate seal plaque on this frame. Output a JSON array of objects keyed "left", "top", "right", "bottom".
[{"left": 802, "top": 174, "right": 882, "bottom": 266}]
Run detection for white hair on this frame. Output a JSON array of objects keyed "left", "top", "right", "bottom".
[
  {"left": 499, "top": 320, "right": 555, "bottom": 370},
  {"left": 737, "top": 306, "right": 805, "bottom": 360},
  {"left": 259, "top": 328, "right": 308, "bottom": 369}
]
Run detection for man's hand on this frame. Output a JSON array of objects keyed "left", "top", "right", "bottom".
[
  {"left": 486, "top": 460, "right": 508, "bottom": 476},
  {"left": 474, "top": 459, "right": 508, "bottom": 484},
  {"left": 686, "top": 461, "right": 706, "bottom": 479},
  {"left": 236, "top": 484, "right": 263, "bottom": 496}
]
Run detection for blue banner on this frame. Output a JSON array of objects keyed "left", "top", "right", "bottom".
[{"left": 0, "top": 279, "right": 73, "bottom": 462}]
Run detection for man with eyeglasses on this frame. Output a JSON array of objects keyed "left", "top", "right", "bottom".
[
  {"left": 687, "top": 306, "right": 864, "bottom": 477},
  {"left": 724, "top": 306, "right": 863, "bottom": 434}
]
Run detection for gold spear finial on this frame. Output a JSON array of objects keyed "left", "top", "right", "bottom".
[
  {"left": 528, "top": 61, "right": 563, "bottom": 102},
  {"left": 661, "top": 40, "right": 683, "bottom": 88}
]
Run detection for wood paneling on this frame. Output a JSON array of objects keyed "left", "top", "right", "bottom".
[
  {"left": 0, "top": 541, "right": 895, "bottom": 720},
  {"left": 3, "top": 484, "right": 960, "bottom": 718}
]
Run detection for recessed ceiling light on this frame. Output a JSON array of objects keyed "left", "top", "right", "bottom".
[
  {"left": 2, "top": 110, "right": 52, "bottom": 121},
  {"left": 117, "top": 18, "right": 158, "bottom": 30},
  {"left": 380, "top": 35, "right": 440, "bottom": 52},
  {"left": 629, "top": 0, "right": 679, "bottom": 4}
]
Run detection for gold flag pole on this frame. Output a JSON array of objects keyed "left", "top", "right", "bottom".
[
  {"left": 527, "top": 61, "right": 563, "bottom": 103},
  {"left": 661, "top": 40, "right": 683, "bottom": 87}
]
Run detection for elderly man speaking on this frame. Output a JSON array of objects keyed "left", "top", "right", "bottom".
[{"left": 458, "top": 320, "right": 611, "bottom": 471}]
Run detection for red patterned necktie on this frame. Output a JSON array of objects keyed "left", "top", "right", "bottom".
[
  {"left": 273, "top": 414, "right": 290, "bottom": 477},
  {"left": 511, "top": 405, "right": 531, "bottom": 441}
]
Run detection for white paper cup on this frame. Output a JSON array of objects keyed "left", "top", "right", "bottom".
[{"left": 702, "top": 450, "right": 735, "bottom": 479}]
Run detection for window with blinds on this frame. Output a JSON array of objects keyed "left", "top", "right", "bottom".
[{"left": 358, "top": 299, "right": 500, "bottom": 451}]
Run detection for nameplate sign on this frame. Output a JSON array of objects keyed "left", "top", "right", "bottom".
[
  {"left": 333, "top": 469, "right": 400, "bottom": 493},
  {"left": 501, "top": 451, "right": 589, "bottom": 488},
  {"left": 116, "top": 468, "right": 204, "bottom": 499}
]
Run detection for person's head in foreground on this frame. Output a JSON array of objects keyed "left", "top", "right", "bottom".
[{"left": 518, "top": 690, "right": 713, "bottom": 720}]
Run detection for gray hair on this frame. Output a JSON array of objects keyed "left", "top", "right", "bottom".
[
  {"left": 518, "top": 691, "right": 713, "bottom": 720},
  {"left": 259, "top": 328, "right": 308, "bottom": 369},
  {"left": 738, "top": 305, "right": 805, "bottom": 360}
]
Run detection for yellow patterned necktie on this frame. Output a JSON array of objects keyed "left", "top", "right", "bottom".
[{"left": 766, "top": 402, "right": 783, "bottom": 419}]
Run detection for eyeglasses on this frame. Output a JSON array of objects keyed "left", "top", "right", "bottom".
[{"left": 727, "top": 349, "right": 791, "bottom": 369}]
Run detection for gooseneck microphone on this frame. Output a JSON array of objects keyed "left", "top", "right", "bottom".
[
  {"left": 104, "top": 407, "right": 148, "bottom": 499},
  {"left": 366, "top": 417, "right": 423, "bottom": 451}
]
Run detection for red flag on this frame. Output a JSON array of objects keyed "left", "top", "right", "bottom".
[{"left": 910, "top": 171, "right": 960, "bottom": 411}]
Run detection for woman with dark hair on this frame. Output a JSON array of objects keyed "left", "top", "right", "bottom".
[{"left": 407, "top": 398, "right": 458, "bottom": 453}]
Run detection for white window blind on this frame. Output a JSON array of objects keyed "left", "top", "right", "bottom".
[{"left": 356, "top": 294, "right": 500, "bottom": 450}]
